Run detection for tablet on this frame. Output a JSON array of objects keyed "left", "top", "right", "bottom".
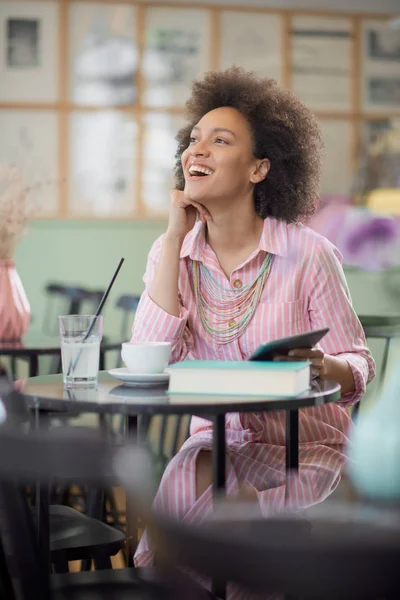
[{"left": 249, "top": 327, "right": 330, "bottom": 362}]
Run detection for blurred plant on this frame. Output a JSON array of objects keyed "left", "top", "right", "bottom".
[{"left": 0, "top": 165, "right": 35, "bottom": 260}]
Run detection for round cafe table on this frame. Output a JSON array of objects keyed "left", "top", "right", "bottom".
[
  {"left": 0, "top": 330, "right": 122, "bottom": 377},
  {"left": 20, "top": 371, "right": 341, "bottom": 578}
]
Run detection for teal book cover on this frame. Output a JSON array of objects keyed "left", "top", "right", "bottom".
[{"left": 169, "top": 360, "right": 310, "bottom": 371}]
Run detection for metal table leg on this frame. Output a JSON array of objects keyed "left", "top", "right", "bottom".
[
  {"left": 212, "top": 414, "right": 226, "bottom": 498},
  {"left": 29, "top": 355, "right": 39, "bottom": 378},
  {"left": 212, "top": 414, "right": 226, "bottom": 599},
  {"left": 125, "top": 415, "right": 138, "bottom": 567},
  {"left": 99, "top": 350, "right": 105, "bottom": 371},
  {"left": 284, "top": 410, "right": 301, "bottom": 600},
  {"left": 34, "top": 409, "right": 50, "bottom": 573},
  {"left": 285, "top": 409, "right": 299, "bottom": 472}
]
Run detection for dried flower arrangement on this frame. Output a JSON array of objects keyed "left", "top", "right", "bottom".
[{"left": 0, "top": 164, "right": 34, "bottom": 260}]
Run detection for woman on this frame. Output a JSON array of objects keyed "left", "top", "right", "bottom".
[{"left": 132, "top": 67, "right": 375, "bottom": 575}]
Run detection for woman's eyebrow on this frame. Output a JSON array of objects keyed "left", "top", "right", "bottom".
[{"left": 191, "top": 125, "right": 236, "bottom": 138}]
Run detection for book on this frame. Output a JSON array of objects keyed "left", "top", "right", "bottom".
[{"left": 167, "top": 360, "right": 310, "bottom": 401}]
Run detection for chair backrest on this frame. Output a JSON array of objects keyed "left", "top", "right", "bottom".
[
  {"left": 359, "top": 315, "right": 400, "bottom": 341},
  {"left": 115, "top": 294, "right": 140, "bottom": 341},
  {"left": 147, "top": 415, "right": 191, "bottom": 483},
  {"left": 43, "top": 284, "right": 105, "bottom": 335},
  {"left": 354, "top": 315, "right": 400, "bottom": 420},
  {"left": 0, "top": 375, "right": 49, "bottom": 599},
  {"left": 0, "top": 475, "right": 50, "bottom": 600}
]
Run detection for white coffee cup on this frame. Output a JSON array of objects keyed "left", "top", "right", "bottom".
[{"left": 121, "top": 341, "right": 172, "bottom": 374}]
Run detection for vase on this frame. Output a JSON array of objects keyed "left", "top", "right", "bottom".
[
  {"left": 348, "top": 363, "right": 400, "bottom": 501},
  {"left": 0, "top": 259, "right": 31, "bottom": 341}
]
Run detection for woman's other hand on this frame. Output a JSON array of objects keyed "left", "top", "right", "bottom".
[{"left": 166, "top": 189, "right": 211, "bottom": 241}]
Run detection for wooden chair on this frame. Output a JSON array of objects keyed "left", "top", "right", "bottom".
[{"left": 353, "top": 315, "right": 400, "bottom": 419}]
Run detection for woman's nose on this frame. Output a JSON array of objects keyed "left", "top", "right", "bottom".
[{"left": 191, "top": 140, "right": 210, "bottom": 156}]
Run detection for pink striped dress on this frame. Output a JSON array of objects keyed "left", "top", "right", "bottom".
[{"left": 132, "top": 218, "right": 375, "bottom": 594}]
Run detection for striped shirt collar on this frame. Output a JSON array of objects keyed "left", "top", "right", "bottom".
[{"left": 180, "top": 216, "right": 288, "bottom": 260}]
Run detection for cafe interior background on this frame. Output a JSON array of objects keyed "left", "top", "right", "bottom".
[{"left": 1, "top": 0, "right": 400, "bottom": 409}]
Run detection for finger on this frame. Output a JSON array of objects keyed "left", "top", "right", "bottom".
[
  {"left": 272, "top": 356, "right": 304, "bottom": 362},
  {"left": 311, "top": 366, "right": 320, "bottom": 379},
  {"left": 309, "top": 358, "right": 324, "bottom": 368},
  {"left": 189, "top": 200, "right": 212, "bottom": 221},
  {"left": 178, "top": 197, "right": 209, "bottom": 221},
  {"left": 288, "top": 348, "right": 323, "bottom": 358},
  {"left": 175, "top": 197, "right": 209, "bottom": 223}
]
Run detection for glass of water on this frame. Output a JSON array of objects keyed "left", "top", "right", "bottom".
[{"left": 59, "top": 315, "right": 103, "bottom": 388}]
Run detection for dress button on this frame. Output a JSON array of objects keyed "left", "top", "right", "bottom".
[
  {"left": 228, "top": 319, "right": 237, "bottom": 328},
  {"left": 233, "top": 279, "right": 242, "bottom": 289}
]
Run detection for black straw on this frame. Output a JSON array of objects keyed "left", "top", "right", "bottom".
[
  {"left": 68, "top": 258, "right": 125, "bottom": 375},
  {"left": 83, "top": 257, "right": 125, "bottom": 341}
]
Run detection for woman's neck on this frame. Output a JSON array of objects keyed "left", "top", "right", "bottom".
[{"left": 205, "top": 205, "right": 264, "bottom": 256}]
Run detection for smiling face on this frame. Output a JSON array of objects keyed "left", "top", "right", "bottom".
[{"left": 181, "top": 106, "right": 269, "bottom": 208}]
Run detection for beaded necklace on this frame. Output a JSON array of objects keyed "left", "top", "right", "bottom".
[{"left": 191, "top": 252, "right": 273, "bottom": 344}]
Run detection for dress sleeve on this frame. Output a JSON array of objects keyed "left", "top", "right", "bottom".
[
  {"left": 130, "top": 235, "right": 192, "bottom": 363},
  {"left": 307, "top": 237, "right": 376, "bottom": 406}
]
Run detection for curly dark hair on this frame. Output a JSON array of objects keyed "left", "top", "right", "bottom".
[{"left": 174, "top": 66, "right": 323, "bottom": 223}]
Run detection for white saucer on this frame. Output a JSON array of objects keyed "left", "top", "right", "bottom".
[{"left": 107, "top": 367, "right": 170, "bottom": 387}]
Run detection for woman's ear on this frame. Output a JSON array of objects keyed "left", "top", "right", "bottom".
[{"left": 250, "top": 158, "right": 270, "bottom": 184}]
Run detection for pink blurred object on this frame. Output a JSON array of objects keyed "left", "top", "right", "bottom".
[
  {"left": 308, "top": 196, "right": 400, "bottom": 271},
  {"left": 0, "top": 260, "right": 30, "bottom": 341}
]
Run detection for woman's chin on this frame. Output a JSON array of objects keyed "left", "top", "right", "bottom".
[{"left": 186, "top": 189, "right": 211, "bottom": 205}]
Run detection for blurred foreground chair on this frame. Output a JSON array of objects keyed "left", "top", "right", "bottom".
[
  {"left": 150, "top": 499, "right": 400, "bottom": 599},
  {"left": 0, "top": 375, "right": 126, "bottom": 573},
  {"left": 354, "top": 315, "right": 400, "bottom": 420},
  {"left": 0, "top": 423, "right": 215, "bottom": 600}
]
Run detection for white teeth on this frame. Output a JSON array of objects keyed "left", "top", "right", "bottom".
[{"left": 189, "top": 165, "right": 213, "bottom": 176}]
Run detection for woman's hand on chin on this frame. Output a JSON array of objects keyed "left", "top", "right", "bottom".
[{"left": 166, "top": 189, "right": 211, "bottom": 241}]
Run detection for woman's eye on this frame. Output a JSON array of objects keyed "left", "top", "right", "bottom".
[
  {"left": 216, "top": 138, "right": 227, "bottom": 144},
  {"left": 189, "top": 136, "right": 197, "bottom": 144}
]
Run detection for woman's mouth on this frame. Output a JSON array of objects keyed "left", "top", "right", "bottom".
[{"left": 187, "top": 164, "right": 214, "bottom": 180}]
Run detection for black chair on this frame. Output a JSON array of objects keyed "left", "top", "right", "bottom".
[
  {"left": 114, "top": 294, "right": 140, "bottom": 370},
  {"left": 149, "top": 415, "right": 191, "bottom": 484},
  {"left": 0, "top": 375, "right": 126, "bottom": 573},
  {"left": 353, "top": 315, "right": 400, "bottom": 420},
  {"left": 115, "top": 294, "right": 140, "bottom": 344},
  {"left": 151, "top": 499, "right": 400, "bottom": 600},
  {"left": 0, "top": 425, "right": 215, "bottom": 600},
  {"left": 43, "top": 284, "right": 105, "bottom": 336}
]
